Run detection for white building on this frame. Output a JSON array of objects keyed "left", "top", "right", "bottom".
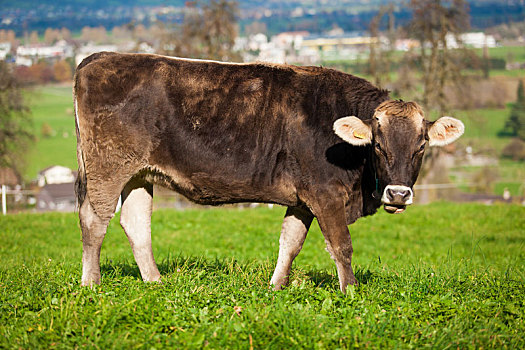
[
  {"left": 37, "top": 165, "right": 76, "bottom": 187},
  {"left": 15, "top": 56, "right": 32, "bottom": 66},
  {"left": 16, "top": 40, "right": 74, "bottom": 65},
  {"left": 272, "top": 31, "right": 308, "bottom": 51},
  {"left": 446, "top": 32, "right": 497, "bottom": 49},
  {"left": 240, "top": 31, "right": 311, "bottom": 64},
  {"left": 0, "top": 42, "right": 11, "bottom": 60}
]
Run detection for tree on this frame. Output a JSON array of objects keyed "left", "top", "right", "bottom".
[
  {"left": 0, "top": 61, "right": 33, "bottom": 178},
  {"left": 29, "top": 62, "right": 54, "bottom": 84},
  {"left": 405, "top": 0, "right": 471, "bottom": 196},
  {"left": 81, "top": 26, "right": 108, "bottom": 43},
  {"left": 133, "top": 24, "right": 148, "bottom": 42},
  {"left": 408, "top": 0, "right": 470, "bottom": 114},
  {"left": 112, "top": 25, "right": 132, "bottom": 41},
  {"left": 505, "top": 80, "right": 525, "bottom": 140},
  {"left": 53, "top": 60, "right": 73, "bottom": 82},
  {"left": 201, "top": 0, "right": 239, "bottom": 61},
  {"left": 60, "top": 27, "right": 72, "bottom": 41},
  {"left": 369, "top": 4, "right": 396, "bottom": 88},
  {"left": 44, "top": 28, "right": 59, "bottom": 44},
  {"left": 245, "top": 21, "right": 267, "bottom": 36},
  {"left": 160, "top": 0, "right": 240, "bottom": 61},
  {"left": 6, "top": 30, "right": 16, "bottom": 46},
  {"left": 29, "top": 31, "right": 39, "bottom": 44}
]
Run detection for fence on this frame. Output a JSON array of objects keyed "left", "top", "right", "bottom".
[
  {"left": 1, "top": 182, "right": 520, "bottom": 215},
  {"left": 1, "top": 186, "right": 38, "bottom": 215}
]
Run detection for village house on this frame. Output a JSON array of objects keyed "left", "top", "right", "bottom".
[
  {"left": 37, "top": 165, "right": 76, "bottom": 187},
  {"left": 36, "top": 165, "right": 77, "bottom": 212},
  {"left": 0, "top": 42, "right": 11, "bottom": 60},
  {"left": 15, "top": 40, "right": 74, "bottom": 66},
  {"left": 36, "top": 182, "right": 76, "bottom": 212}
]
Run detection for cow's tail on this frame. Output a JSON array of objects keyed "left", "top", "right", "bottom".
[{"left": 74, "top": 90, "right": 87, "bottom": 210}]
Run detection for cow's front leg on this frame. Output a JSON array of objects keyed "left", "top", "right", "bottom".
[
  {"left": 270, "top": 207, "right": 314, "bottom": 290},
  {"left": 315, "top": 203, "right": 357, "bottom": 293}
]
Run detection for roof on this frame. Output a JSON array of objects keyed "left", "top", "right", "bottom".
[
  {"left": 38, "top": 182, "right": 76, "bottom": 200},
  {"left": 38, "top": 165, "right": 73, "bottom": 175}
]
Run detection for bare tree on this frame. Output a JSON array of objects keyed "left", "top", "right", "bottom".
[
  {"left": 201, "top": 0, "right": 239, "bottom": 61},
  {"left": 369, "top": 4, "right": 396, "bottom": 88},
  {"left": 160, "top": 0, "right": 239, "bottom": 61},
  {"left": 404, "top": 1, "right": 471, "bottom": 199},
  {"left": 408, "top": 0, "right": 470, "bottom": 114},
  {"left": 0, "top": 62, "right": 33, "bottom": 178},
  {"left": 29, "top": 31, "right": 39, "bottom": 44},
  {"left": 245, "top": 21, "right": 267, "bottom": 36}
]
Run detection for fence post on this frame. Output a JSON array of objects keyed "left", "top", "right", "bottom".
[{"left": 1, "top": 184, "right": 6, "bottom": 215}]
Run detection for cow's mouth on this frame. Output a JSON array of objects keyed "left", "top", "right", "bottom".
[{"left": 383, "top": 204, "right": 406, "bottom": 214}]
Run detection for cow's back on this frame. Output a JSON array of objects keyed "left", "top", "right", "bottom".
[{"left": 75, "top": 53, "right": 313, "bottom": 206}]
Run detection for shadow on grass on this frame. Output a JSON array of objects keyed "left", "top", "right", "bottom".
[
  {"left": 305, "top": 267, "right": 374, "bottom": 289},
  {"left": 100, "top": 255, "right": 258, "bottom": 279},
  {"left": 101, "top": 255, "right": 376, "bottom": 290}
]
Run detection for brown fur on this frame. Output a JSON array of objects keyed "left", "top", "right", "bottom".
[{"left": 375, "top": 100, "right": 424, "bottom": 117}]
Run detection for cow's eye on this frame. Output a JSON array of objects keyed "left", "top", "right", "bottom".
[
  {"left": 413, "top": 143, "right": 425, "bottom": 158},
  {"left": 375, "top": 143, "right": 386, "bottom": 155}
]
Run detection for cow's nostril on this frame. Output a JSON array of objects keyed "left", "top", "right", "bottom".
[
  {"left": 382, "top": 185, "right": 413, "bottom": 205},
  {"left": 386, "top": 188, "right": 395, "bottom": 201}
]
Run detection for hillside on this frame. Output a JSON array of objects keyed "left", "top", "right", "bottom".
[{"left": 1, "top": 1, "right": 523, "bottom": 36}]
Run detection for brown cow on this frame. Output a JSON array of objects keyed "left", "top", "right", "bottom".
[{"left": 74, "top": 52, "right": 464, "bottom": 293}]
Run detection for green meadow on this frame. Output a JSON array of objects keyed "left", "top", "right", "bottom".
[
  {"left": 24, "top": 85, "right": 77, "bottom": 180},
  {"left": 1, "top": 203, "right": 524, "bottom": 348}
]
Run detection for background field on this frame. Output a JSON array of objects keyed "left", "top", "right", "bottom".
[
  {"left": 1, "top": 203, "right": 524, "bottom": 348},
  {"left": 24, "top": 85, "right": 77, "bottom": 180}
]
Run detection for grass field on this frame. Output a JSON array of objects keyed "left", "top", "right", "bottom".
[
  {"left": 451, "top": 108, "right": 525, "bottom": 196},
  {"left": 1, "top": 203, "right": 524, "bottom": 348},
  {"left": 24, "top": 85, "right": 77, "bottom": 181}
]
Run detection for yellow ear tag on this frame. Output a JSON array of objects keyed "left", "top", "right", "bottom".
[{"left": 353, "top": 131, "right": 365, "bottom": 139}]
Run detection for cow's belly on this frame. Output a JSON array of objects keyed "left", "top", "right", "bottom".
[{"left": 141, "top": 164, "right": 299, "bottom": 207}]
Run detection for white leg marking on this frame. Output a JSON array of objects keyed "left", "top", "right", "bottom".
[
  {"left": 270, "top": 208, "right": 312, "bottom": 290},
  {"left": 120, "top": 181, "right": 161, "bottom": 282},
  {"left": 80, "top": 198, "right": 109, "bottom": 286}
]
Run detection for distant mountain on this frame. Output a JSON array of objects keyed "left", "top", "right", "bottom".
[{"left": 1, "top": 0, "right": 523, "bottom": 36}]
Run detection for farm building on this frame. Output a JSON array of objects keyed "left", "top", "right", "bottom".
[
  {"left": 37, "top": 165, "right": 76, "bottom": 187},
  {"left": 36, "top": 182, "right": 76, "bottom": 212},
  {"left": 36, "top": 165, "right": 77, "bottom": 212}
]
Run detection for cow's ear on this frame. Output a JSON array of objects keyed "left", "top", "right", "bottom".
[
  {"left": 333, "top": 116, "right": 372, "bottom": 146},
  {"left": 427, "top": 116, "right": 465, "bottom": 147}
]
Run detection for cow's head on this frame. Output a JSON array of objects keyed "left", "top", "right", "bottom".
[{"left": 333, "top": 100, "right": 464, "bottom": 214}]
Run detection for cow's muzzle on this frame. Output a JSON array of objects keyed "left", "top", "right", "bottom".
[{"left": 381, "top": 185, "right": 413, "bottom": 214}]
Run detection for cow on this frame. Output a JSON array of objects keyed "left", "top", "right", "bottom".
[{"left": 74, "top": 52, "right": 464, "bottom": 293}]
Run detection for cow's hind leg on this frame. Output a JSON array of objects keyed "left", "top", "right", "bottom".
[
  {"left": 120, "top": 178, "right": 161, "bottom": 282},
  {"left": 270, "top": 207, "right": 313, "bottom": 290},
  {"left": 80, "top": 195, "right": 113, "bottom": 286}
]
